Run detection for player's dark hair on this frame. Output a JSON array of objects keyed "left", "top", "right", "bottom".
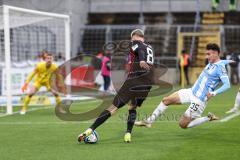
[
  {"left": 47, "top": 53, "right": 53, "bottom": 56},
  {"left": 206, "top": 43, "right": 220, "bottom": 53}
]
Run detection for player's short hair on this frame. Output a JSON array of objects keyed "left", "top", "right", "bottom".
[
  {"left": 206, "top": 43, "right": 220, "bottom": 53},
  {"left": 131, "top": 29, "right": 144, "bottom": 38},
  {"left": 47, "top": 53, "right": 53, "bottom": 57},
  {"left": 181, "top": 49, "right": 186, "bottom": 54},
  {"left": 40, "top": 51, "right": 48, "bottom": 60}
]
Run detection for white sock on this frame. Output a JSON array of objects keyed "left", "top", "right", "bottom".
[
  {"left": 234, "top": 92, "right": 240, "bottom": 109},
  {"left": 187, "top": 116, "right": 210, "bottom": 128},
  {"left": 146, "top": 101, "right": 168, "bottom": 123}
]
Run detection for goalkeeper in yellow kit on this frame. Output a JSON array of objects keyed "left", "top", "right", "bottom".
[{"left": 20, "top": 53, "right": 64, "bottom": 115}]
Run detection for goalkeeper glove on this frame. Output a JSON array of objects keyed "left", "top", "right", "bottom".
[{"left": 21, "top": 83, "right": 28, "bottom": 93}]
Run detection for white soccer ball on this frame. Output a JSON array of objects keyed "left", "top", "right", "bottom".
[{"left": 84, "top": 130, "right": 99, "bottom": 144}]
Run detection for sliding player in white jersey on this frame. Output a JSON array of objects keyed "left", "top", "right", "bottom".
[{"left": 135, "top": 43, "right": 233, "bottom": 129}]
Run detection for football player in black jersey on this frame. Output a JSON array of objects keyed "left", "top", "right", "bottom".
[{"left": 78, "top": 29, "right": 155, "bottom": 143}]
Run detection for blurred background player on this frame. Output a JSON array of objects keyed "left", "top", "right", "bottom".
[
  {"left": 135, "top": 43, "right": 232, "bottom": 129},
  {"left": 20, "top": 53, "right": 64, "bottom": 115},
  {"left": 229, "top": 51, "right": 239, "bottom": 85},
  {"left": 226, "top": 88, "right": 240, "bottom": 114},
  {"left": 77, "top": 28, "right": 154, "bottom": 143},
  {"left": 178, "top": 49, "right": 190, "bottom": 85},
  {"left": 101, "top": 50, "right": 111, "bottom": 93}
]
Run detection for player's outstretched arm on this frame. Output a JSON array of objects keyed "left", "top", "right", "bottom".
[
  {"left": 208, "top": 76, "right": 230, "bottom": 100},
  {"left": 21, "top": 68, "right": 37, "bottom": 92},
  {"left": 222, "top": 59, "right": 236, "bottom": 65}
]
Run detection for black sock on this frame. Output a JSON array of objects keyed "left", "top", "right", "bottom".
[
  {"left": 127, "top": 109, "right": 137, "bottom": 133},
  {"left": 90, "top": 110, "right": 111, "bottom": 130}
]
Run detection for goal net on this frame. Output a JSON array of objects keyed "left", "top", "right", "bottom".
[{"left": 0, "top": 5, "right": 70, "bottom": 115}]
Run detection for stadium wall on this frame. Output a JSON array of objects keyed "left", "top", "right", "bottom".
[{"left": 89, "top": 0, "right": 240, "bottom": 13}]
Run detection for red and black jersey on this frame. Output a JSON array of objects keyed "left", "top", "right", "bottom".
[
  {"left": 128, "top": 40, "right": 154, "bottom": 74},
  {"left": 113, "top": 40, "right": 154, "bottom": 108}
]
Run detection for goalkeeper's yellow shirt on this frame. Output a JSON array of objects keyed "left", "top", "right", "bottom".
[{"left": 26, "top": 62, "right": 58, "bottom": 84}]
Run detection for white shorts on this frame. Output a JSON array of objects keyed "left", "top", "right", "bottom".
[{"left": 178, "top": 88, "right": 207, "bottom": 119}]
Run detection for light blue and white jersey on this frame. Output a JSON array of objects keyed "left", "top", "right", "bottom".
[{"left": 191, "top": 60, "right": 231, "bottom": 102}]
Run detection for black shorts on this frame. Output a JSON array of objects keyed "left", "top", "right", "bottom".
[{"left": 112, "top": 71, "right": 153, "bottom": 108}]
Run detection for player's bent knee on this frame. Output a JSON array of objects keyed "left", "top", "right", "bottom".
[
  {"left": 107, "top": 105, "right": 118, "bottom": 115},
  {"left": 28, "top": 94, "right": 34, "bottom": 98},
  {"left": 162, "top": 97, "right": 171, "bottom": 105},
  {"left": 53, "top": 93, "right": 59, "bottom": 97},
  {"left": 128, "top": 105, "right": 137, "bottom": 110}
]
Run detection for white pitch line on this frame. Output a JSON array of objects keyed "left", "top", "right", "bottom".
[
  {"left": 0, "top": 121, "right": 93, "bottom": 125},
  {"left": 0, "top": 121, "right": 177, "bottom": 125},
  {"left": 220, "top": 111, "right": 240, "bottom": 122},
  {"left": 0, "top": 100, "right": 100, "bottom": 118},
  {"left": 0, "top": 106, "right": 53, "bottom": 118}
]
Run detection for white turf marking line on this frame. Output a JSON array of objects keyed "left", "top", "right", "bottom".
[
  {"left": 0, "top": 121, "right": 92, "bottom": 125},
  {"left": 0, "top": 121, "right": 177, "bottom": 125},
  {"left": 0, "top": 106, "right": 53, "bottom": 118},
  {"left": 220, "top": 111, "right": 240, "bottom": 122},
  {"left": 0, "top": 100, "right": 100, "bottom": 118}
]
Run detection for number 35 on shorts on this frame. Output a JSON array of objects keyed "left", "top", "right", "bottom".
[{"left": 189, "top": 102, "right": 199, "bottom": 112}]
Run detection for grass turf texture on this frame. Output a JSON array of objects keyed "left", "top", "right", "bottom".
[{"left": 0, "top": 86, "right": 239, "bottom": 160}]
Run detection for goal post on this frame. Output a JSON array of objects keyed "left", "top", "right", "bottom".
[
  {"left": 177, "top": 32, "right": 221, "bottom": 88},
  {"left": 0, "top": 5, "right": 71, "bottom": 115}
]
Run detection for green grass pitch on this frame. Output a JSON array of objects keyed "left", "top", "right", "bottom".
[{"left": 0, "top": 86, "right": 239, "bottom": 160}]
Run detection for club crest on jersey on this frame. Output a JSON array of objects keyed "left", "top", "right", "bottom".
[
  {"left": 131, "top": 44, "right": 138, "bottom": 51},
  {"left": 207, "top": 65, "right": 215, "bottom": 74}
]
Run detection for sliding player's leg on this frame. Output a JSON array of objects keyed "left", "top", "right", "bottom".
[
  {"left": 135, "top": 89, "right": 189, "bottom": 127},
  {"left": 179, "top": 97, "right": 218, "bottom": 129}
]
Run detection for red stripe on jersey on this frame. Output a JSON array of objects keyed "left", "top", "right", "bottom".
[{"left": 128, "top": 51, "right": 135, "bottom": 74}]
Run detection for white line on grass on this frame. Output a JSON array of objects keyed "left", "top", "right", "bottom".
[
  {"left": 0, "top": 121, "right": 177, "bottom": 125},
  {"left": 219, "top": 111, "right": 240, "bottom": 122},
  {"left": 0, "top": 100, "right": 100, "bottom": 118},
  {"left": 0, "top": 121, "right": 92, "bottom": 125},
  {"left": 0, "top": 106, "right": 53, "bottom": 118}
]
